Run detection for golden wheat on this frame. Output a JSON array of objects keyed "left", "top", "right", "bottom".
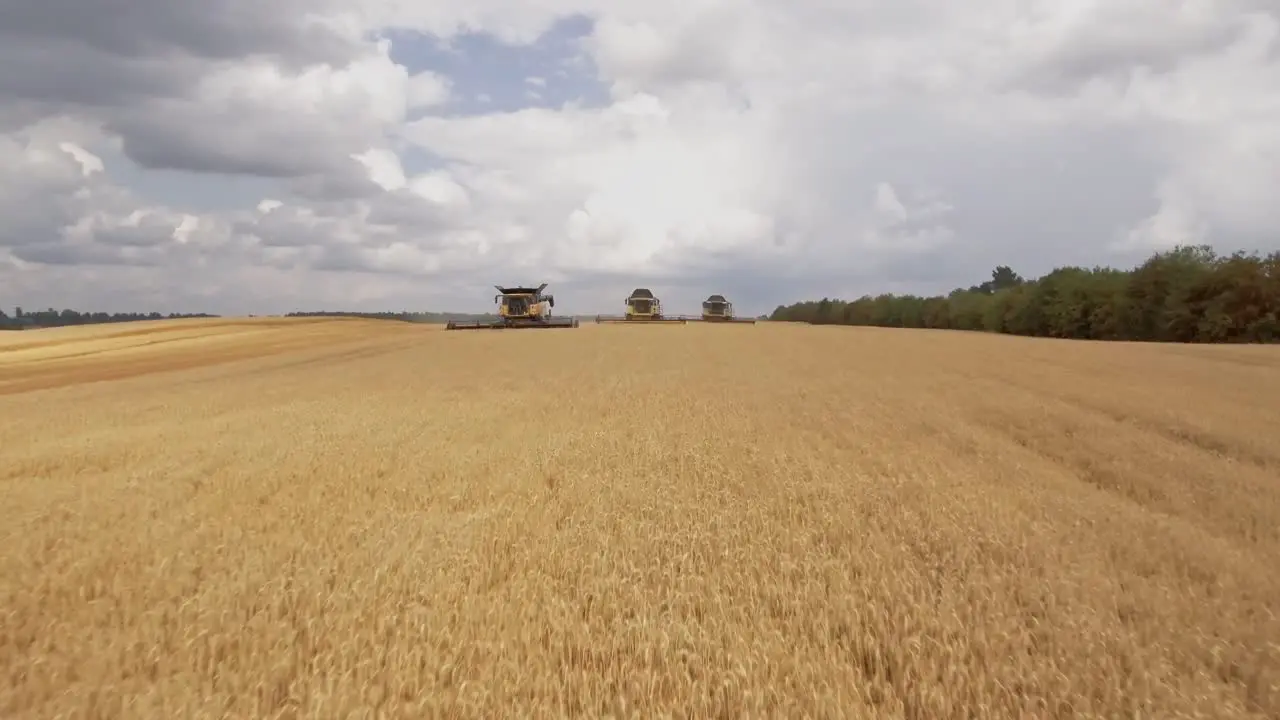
[{"left": 1, "top": 318, "right": 1278, "bottom": 719}]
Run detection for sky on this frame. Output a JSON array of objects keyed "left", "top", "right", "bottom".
[{"left": 1, "top": 0, "right": 1278, "bottom": 317}]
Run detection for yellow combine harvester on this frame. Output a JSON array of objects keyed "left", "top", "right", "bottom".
[
  {"left": 595, "top": 288, "right": 687, "bottom": 324},
  {"left": 699, "top": 294, "right": 756, "bottom": 323},
  {"left": 446, "top": 283, "right": 580, "bottom": 330}
]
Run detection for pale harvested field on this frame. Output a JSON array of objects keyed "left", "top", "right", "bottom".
[{"left": 2, "top": 318, "right": 1279, "bottom": 719}]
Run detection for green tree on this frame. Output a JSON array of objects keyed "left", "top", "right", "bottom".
[{"left": 770, "top": 245, "right": 1279, "bottom": 344}]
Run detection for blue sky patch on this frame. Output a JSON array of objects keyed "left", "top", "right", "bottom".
[{"left": 386, "top": 14, "right": 610, "bottom": 120}]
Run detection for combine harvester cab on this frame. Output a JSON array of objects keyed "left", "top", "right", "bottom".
[
  {"left": 446, "top": 283, "right": 580, "bottom": 330},
  {"left": 699, "top": 294, "right": 756, "bottom": 324},
  {"left": 595, "top": 288, "right": 686, "bottom": 324}
]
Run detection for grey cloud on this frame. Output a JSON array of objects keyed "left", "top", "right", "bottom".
[
  {"left": 93, "top": 215, "right": 182, "bottom": 248},
  {"left": 589, "top": 11, "right": 743, "bottom": 92},
  {"left": 0, "top": 0, "right": 360, "bottom": 136},
  {"left": 235, "top": 207, "right": 334, "bottom": 249},
  {"left": 4, "top": 1, "right": 1279, "bottom": 315},
  {"left": 110, "top": 106, "right": 375, "bottom": 178},
  {"left": 230, "top": 194, "right": 449, "bottom": 261},
  {"left": 0, "top": 142, "right": 92, "bottom": 248},
  {"left": 363, "top": 189, "right": 461, "bottom": 230},
  {"left": 311, "top": 243, "right": 376, "bottom": 273},
  {"left": 1002, "top": 9, "right": 1262, "bottom": 95},
  {"left": 886, "top": 126, "right": 1169, "bottom": 276},
  {"left": 0, "top": 191, "right": 81, "bottom": 248},
  {"left": 769, "top": 100, "right": 1180, "bottom": 285},
  {"left": 0, "top": 0, "right": 356, "bottom": 67},
  {"left": 11, "top": 240, "right": 162, "bottom": 267},
  {"left": 287, "top": 164, "right": 389, "bottom": 202},
  {"left": 9, "top": 243, "right": 82, "bottom": 266},
  {"left": 255, "top": 246, "right": 309, "bottom": 271},
  {"left": 0, "top": 39, "right": 188, "bottom": 109},
  {"left": 0, "top": 0, "right": 377, "bottom": 179},
  {"left": 0, "top": 101, "right": 59, "bottom": 133}
]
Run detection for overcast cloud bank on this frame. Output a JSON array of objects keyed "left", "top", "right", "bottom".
[{"left": 1, "top": 0, "right": 1277, "bottom": 316}]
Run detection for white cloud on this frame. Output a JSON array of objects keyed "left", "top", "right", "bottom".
[
  {"left": 873, "top": 184, "right": 909, "bottom": 225},
  {"left": 352, "top": 148, "right": 407, "bottom": 191},
  {"left": 406, "top": 70, "right": 452, "bottom": 109},
  {"left": 107, "top": 38, "right": 413, "bottom": 177},
  {"left": 57, "top": 142, "right": 104, "bottom": 177},
  {"left": 1114, "top": 178, "right": 1209, "bottom": 252},
  {"left": 1, "top": 0, "right": 1278, "bottom": 315},
  {"left": 407, "top": 171, "right": 470, "bottom": 208}
]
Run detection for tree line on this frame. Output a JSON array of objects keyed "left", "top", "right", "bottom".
[
  {"left": 770, "top": 245, "right": 1280, "bottom": 343},
  {"left": 0, "top": 307, "right": 218, "bottom": 330},
  {"left": 0, "top": 308, "right": 499, "bottom": 330}
]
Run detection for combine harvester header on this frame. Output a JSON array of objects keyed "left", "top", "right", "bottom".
[
  {"left": 446, "top": 283, "right": 580, "bottom": 330},
  {"left": 595, "top": 288, "right": 687, "bottom": 324}
]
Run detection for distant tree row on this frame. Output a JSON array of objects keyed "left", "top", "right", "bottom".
[
  {"left": 770, "top": 245, "right": 1280, "bottom": 343},
  {"left": 0, "top": 307, "right": 508, "bottom": 331},
  {"left": 0, "top": 307, "right": 218, "bottom": 330}
]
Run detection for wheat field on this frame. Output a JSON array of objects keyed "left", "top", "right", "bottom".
[{"left": 2, "top": 318, "right": 1278, "bottom": 719}]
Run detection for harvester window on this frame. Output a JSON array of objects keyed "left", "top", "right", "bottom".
[{"left": 632, "top": 299, "right": 652, "bottom": 313}]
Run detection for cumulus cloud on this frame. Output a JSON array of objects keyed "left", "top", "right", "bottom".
[
  {"left": 406, "top": 70, "right": 453, "bottom": 110},
  {"left": 109, "top": 40, "right": 418, "bottom": 177},
  {"left": 1, "top": 0, "right": 1278, "bottom": 315}
]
